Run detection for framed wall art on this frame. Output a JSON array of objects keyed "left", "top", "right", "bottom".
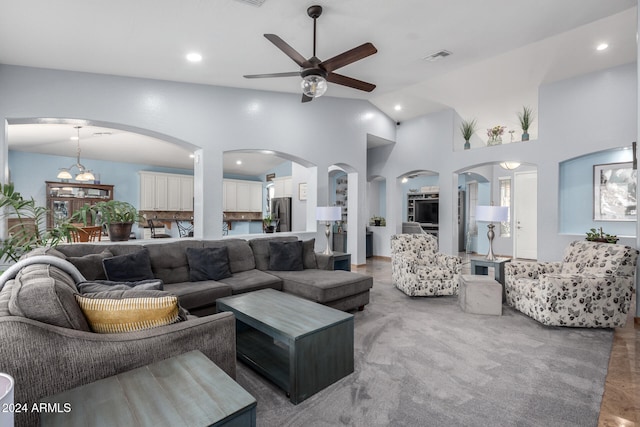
[{"left": 593, "top": 162, "right": 637, "bottom": 221}]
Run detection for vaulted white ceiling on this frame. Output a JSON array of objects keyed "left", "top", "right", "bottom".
[{"left": 1, "top": 0, "right": 636, "bottom": 174}]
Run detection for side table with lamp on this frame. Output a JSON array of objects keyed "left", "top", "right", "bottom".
[{"left": 471, "top": 205, "right": 511, "bottom": 301}]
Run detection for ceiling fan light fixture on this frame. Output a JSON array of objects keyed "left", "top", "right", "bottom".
[{"left": 301, "top": 75, "right": 327, "bottom": 98}]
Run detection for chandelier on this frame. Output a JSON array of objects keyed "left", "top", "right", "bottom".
[{"left": 57, "top": 126, "right": 95, "bottom": 182}]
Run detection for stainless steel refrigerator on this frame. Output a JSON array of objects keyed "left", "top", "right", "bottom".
[{"left": 271, "top": 197, "right": 292, "bottom": 232}]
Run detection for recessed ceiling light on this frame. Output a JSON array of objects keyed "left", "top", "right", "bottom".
[
  {"left": 186, "top": 52, "right": 203, "bottom": 62},
  {"left": 394, "top": 105, "right": 402, "bottom": 111},
  {"left": 596, "top": 43, "right": 609, "bottom": 51},
  {"left": 189, "top": 154, "right": 195, "bottom": 158},
  {"left": 70, "top": 136, "right": 79, "bottom": 141},
  {"left": 401, "top": 177, "right": 408, "bottom": 183},
  {"left": 236, "top": 160, "right": 242, "bottom": 165}
]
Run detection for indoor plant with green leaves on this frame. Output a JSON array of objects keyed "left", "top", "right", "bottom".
[
  {"left": 517, "top": 106, "right": 535, "bottom": 141},
  {"left": 75, "top": 200, "right": 141, "bottom": 241},
  {"left": 0, "top": 183, "right": 73, "bottom": 263},
  {"left": 459, "top": 118, "right": 477, "bottom": 150}
]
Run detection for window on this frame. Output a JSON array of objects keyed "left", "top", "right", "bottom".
[{"left": 499, "top": 177, "right": 511, "bottom": 236}]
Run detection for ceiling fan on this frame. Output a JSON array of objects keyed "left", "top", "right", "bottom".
[{"left": 243, "top": 5, "right": 377, "bottom": 103}]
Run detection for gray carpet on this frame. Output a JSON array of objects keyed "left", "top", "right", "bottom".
[{"left": 236, "top": 277, "right": 613, "bottom": 427}]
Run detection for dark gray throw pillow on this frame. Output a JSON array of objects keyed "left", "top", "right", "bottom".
[
  {"left": 77, "top": 279, "right": 164, "bottom": 294},
  {"left": 186, "top": 247, "right": 232, "bottom": 282},
  {"left": 67, "top": 249, "right": 113, "bottom": 280},
  {"left": 102, "top": 249, "right": 155, "bottom": 282},
  {"left": 269, "top": 241, "right": 304, "bottom": 271},
  {"left": 302, "top": 239, "right": 317, "bottom": 269}
]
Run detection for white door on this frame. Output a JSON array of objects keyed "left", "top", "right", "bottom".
[{"left": 514, "top": 171, "right": 537, "bottom": 259}]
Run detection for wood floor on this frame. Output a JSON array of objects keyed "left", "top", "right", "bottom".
[{"left": 355, "top": 257, "right": 640, "bottom": 426}]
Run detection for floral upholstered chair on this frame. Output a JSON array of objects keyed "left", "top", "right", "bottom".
[
  {"left": 391, "top": 233, "right": 462, "bottom": 296},
  {"left": 505, "top": 240, "right": 638, "bottom": 328}
]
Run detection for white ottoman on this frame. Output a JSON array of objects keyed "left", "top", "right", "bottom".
[{"left": 458, "top": 274, "right": 502, "bottom": 316}]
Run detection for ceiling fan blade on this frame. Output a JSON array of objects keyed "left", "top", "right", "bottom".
[
  {"left": 301, "top": 93, "right": 313, "bottom": 103},
  {"left": 244, "top": 72, "right": 300, "bottom": 79},
  {"left": 327, "top": 72, "right": 376, "bottom": 92},
  {"left": 320, "top": 42, "right": 377, "bottom": 73},
  {"left": 264, "top": 34, "right": 310, "bottom": 68}
]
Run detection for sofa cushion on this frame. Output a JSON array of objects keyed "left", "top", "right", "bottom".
[
  {"left": 145, "top": 240, "right": 203, "bottom": 284},
  {"left": 270, "top": 269, "right": 373, "bottom": 304},
  {"left": 56, "top": 244, "right": 144, "bottom": 258},
  {"left": 269, "top": 241, "right": 304, "bottom": 271},
  {"left": 76, "top": 290, "right": 185, "bottom": 333},
  {"left": 302, "top": 239, "right": 317, "bottom": 269},
  {"left": 19, "top": 246, "right": 67, "bottom": 260},
  {"left": 186, "top": 247, "right": 232, "bottom": 281},
  {"left": 561, "top": 241, "right": 638, "bottom": 276},
  {"left": 163, "top": 281, "right": 232, "bottom": 311},
  {"left": 77, "top": 279, "right": 164, "bottom": 294},
  {"left": 8, "top": 264, "right": 90, "bottom": 331},
  {"left": 249, "top": 236, "right": 297, "bottom": 270},
  {"left": 202, "top": 239, "right": 256, "bottom": 273},
  {"left": 217, "top": 269, "right": 282, "bottom": 294},
  {"left": 102, "top": 249, "right": 155, "bottom": 282},
  {"left": 67, "top": 249, "right": 114, "bottom": 281}
]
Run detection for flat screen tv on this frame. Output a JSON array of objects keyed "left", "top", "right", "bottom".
[{"left": 415, "top": 199, "right": 439, "bottom": 225}]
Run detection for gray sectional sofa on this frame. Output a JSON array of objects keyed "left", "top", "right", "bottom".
[
  {"left": 0, "top": 235, "right": 372, "bottom": 427},
  {"left": 55, "top": 235, "right": 373, "bottom": 315}
]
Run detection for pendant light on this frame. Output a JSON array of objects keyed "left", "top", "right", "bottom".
[{"left": 57, "top": 126, "right": 96, "bottom": 182}]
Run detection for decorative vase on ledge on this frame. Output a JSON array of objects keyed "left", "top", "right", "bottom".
[
  {"left": 464, "top": 140, "right": 470, "bottom": 150},
  {"left": 521, "top": 131, "right": 530, "bottom": 141},
  {"left": 487, "top": 135, "right": 502, "bottom": 146}
]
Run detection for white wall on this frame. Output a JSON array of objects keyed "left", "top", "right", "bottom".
[
  {"left": 367, "top": 63, "right": 637, "bottom": 260},
  {"left": 0, "top": 65, "right": 396, "bottom": 264}
]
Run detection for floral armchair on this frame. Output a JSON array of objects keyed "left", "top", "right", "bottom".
[
  {"left": 391, "top": 234, "right": 462, "bottom": 296},
  {"left": 505, "top": 240, "right": 638, "bottom": 328}
]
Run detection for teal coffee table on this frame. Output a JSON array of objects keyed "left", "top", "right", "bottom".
[
  {"left": 217, "top": 289, "right": 354, "bottom": 404},
  {"left": 40, "top": 351, "right": 256, "bottom": 427}
]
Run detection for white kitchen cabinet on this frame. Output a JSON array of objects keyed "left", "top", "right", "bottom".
[
  {"left": 223, "top": 179, "right": 263, "bottom": 212},
  {"left": 223, "top": 180, "right": 237, "bottom": 211},
  {"left": 272, "top": 177, "right": 292, "bottom": 198},
  {"left": 140, "top": 171, "right": 194, "bottom": 211},
  {"left": 250, "top": 183, "right": 263, "bottom": 212},
  {"left": 179, "top": 176, "right": 194, "bottom": 211}
]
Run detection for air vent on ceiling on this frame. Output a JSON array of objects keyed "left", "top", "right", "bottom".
[
  {"left": 234, "top": 0, "right": 266, "bottom": 6},
  {"left": 423, "top": 50, "right": 452, "bottom": 62}
]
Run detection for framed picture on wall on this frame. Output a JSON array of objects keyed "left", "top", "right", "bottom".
[{"left": 593, "top": 162, "right": 637, "bottom": 221}]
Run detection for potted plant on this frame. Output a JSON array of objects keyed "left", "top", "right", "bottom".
[
  {"left": 0, "top": 183, "right": 73, "bottom": 263},
  {"left": 370, "top": 216, "right": 386, "bottom": 226},
  {"left": 586, "top": 227, "right": 618, "bottom": 244},
  {"left": 517, "top": 106, "right": 535, "bottom": 141},
  {"left": 75, "top": 200, "right": 141, "bottom": 241},
  {"left": 459, "top": 118, "right": 477, "bottom": 150},
  {"left": 263, "top": 215, "right": 275, "bottom": 233}
]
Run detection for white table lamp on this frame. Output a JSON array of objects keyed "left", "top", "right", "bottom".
[
  {"left": 476, "top": 205, "right": 509, "bottom": 261},
  {"left": 316, "top": 206, "right": 342, "bottom": 255}
]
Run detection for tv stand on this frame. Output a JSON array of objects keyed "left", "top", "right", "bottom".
[{"left": 407, "top": 191, "right": 439, "bottom": 235}]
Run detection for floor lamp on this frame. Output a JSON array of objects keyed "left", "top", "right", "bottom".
[
  {"left": 476, "top": 205, "right": 509, "bottom": 261},
  {"left": 316, "top": 206, "right": 342, "bottom": 255}
]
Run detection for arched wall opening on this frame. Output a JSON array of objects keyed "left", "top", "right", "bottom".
[
  {"left": 222, "top": 149, "right": 317, "bottom": 236},
  {"left": 328, "top": 162, "right": 360, "bottom": 258},
  {"left": 455, "top": 161, "right": 538, "bottom": 259},
  {"left": 6, "top": 117, "right": 197, "bottom": 239}
]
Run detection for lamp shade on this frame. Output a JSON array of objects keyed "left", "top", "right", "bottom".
[
  {"left": 476, "top": 205, "right": 509, "bottom": 222},
  {"left": 316, "top": 206, "right": 341, "bottom": 221}
]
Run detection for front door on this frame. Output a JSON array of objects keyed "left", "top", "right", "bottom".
[{"left": 514, "top": 171, "right": 537, "bottom": 260}]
